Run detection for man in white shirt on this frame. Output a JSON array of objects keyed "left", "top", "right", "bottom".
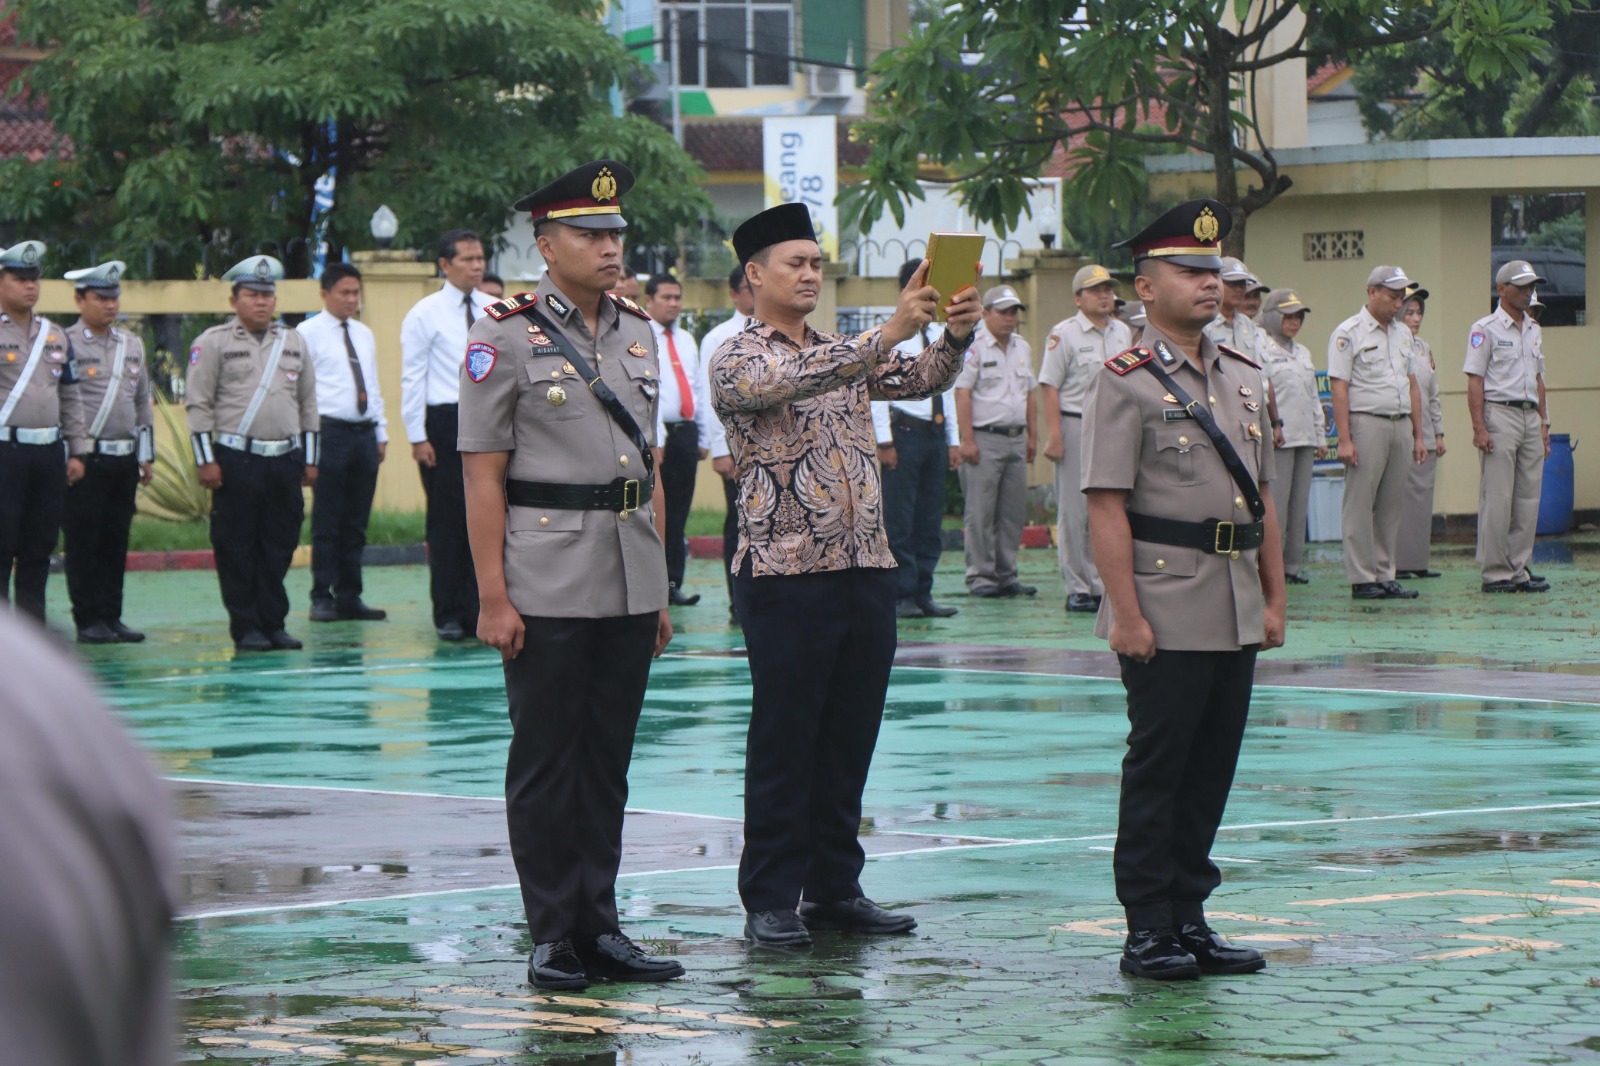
[
  {"left": 645, "top": 274, "right": 715, "bottom": 606},
  {"left": 698, "top": 266, "right": 751, "bottom": 621},
  {"left": 400, "top": 229, "right": 492, "bottom": 640},
  {"left": 872, "top": 259, "right": 962, "bottom": 619},
  {"left": 297, "top": 263, "right": 388, "bottom": 622}
]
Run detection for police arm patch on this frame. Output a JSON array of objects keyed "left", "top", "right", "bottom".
[
  {"left": 1105, "top": 347, "right": 1153, "bottom": 375},
  {"left": 1470, "top": 330, "right": 1486, "bottom": 349},
  {"left": 465, "top": 342, "right": 498, "bottom": 382}
]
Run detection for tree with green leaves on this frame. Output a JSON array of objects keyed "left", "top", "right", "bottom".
[
  {"left": 844, "top": 0, "right": 1564, "bottom": 255},
  {"left": 2, "top": 0, "right": 710, "bottom": 278}
]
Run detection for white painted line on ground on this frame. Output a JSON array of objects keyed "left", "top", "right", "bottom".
[
  {"left": 167, "top": 776, "right": 501, "bottom": 803},
  {"left": 1312, "top": 865, "right": 1376, "bottom": 873},
  {"left": 184, "top": 882, "right": 524, "bottom": 920}
]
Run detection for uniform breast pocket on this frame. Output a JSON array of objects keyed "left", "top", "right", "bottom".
[
  {"left": 523, "top": 361, "right": 587, "bottom": 421},
  {"left": 620, "top": 358, "right": 658, "bottom": 430},
  {"left": 1237, "top": 421, "right": 1262, "bottom": 478},
  {"left": 1154, "top": 426, "right": 1212, "bottom": 486},
  {"left": 1133, "top": 540, "right": 1198, "bottom": 578}
]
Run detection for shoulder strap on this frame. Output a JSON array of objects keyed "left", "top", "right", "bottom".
[
  {"left": 1138, "top": 354, "right": 1265, "bottom": 521},
  {"left": 483, "top": 292, "right": 538, "bottom": 320},
  {"left": 1105, "top": 347, "right": 1153, "bottom": 375},
  {"left": 607, "top": 292, "right": 652, "bottom": 321},
  {"left": 524, "top": 305, "right": 654, "bottom": 477},
  {"left": 235, "top": 330, "right": 288, "bottom": 438},
  {"left": 0, "top": 316, "right": 55, "bottom": 427},
  {"left": 87, "top": 332, "right": 130, "bottom": 439}
]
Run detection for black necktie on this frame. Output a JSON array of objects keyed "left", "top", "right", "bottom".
[
  {"left": 463, "top": 293, "right": 475, "bottom": 331},
  {"left": 341, "top": 320, "right": 368, "bottom": 415}
]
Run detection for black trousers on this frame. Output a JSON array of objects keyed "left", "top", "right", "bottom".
[
  {"left": 733, "top": 564, "right": 897, "bottom": 912},
  {"left": 63, "top": 452, "right": 139, "bottom": 629},
  {"left": 210, "top": 449, "right": 303, "bottom": 640},
  {"left": 0, "top": 440, "right": 65, "bottom": 623},
  {"left": 722, "top": 474, "right": 739, "bottom": 609},
  {"left": 310, "top": 420, "right": 380, "bottom": 606},
  {"left": 503, "top": 612, "right": 657, "bottom": 943},
  {"left": 1114, "top": 647, "right": 1258, "bottom": 930},
  {"left": 419, "top": 404, "right": 478, "bottom": 629},
  {"left": 882, "top": 416, "right": 948, "bottom": 601},
  {"left": 660, "top": 421, "right": 699, "bottom": 589}
]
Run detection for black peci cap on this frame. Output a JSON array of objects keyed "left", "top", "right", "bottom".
[
  {"left": 513, "top": 160, "right": 634, "bottom": 231},
  {"left": 732, "top": 203, "right": 818, "bottom": 265}
]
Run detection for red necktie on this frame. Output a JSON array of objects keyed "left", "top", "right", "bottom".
[{"left": 663, "top": 329, "right": 694, "bottom": 421}]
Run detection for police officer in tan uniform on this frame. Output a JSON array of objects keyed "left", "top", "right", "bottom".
[
  {"left": 60, "top": 262, "right": 155, "bottom": 644},
  {"left": 1083, "top": 199, "right": 1284, "bottom": 981},
  {"left": 1203, "top": 258, "right": 1261, "bottom": 362},
  {"left": 1258, "top": 289, "right": 1326, "bottom": 585},
  {"left": 1040, "top": 264, "right": 1131, "bottom": 613},
  {"left": 955, "top": 284, "right": 1037, "bottom": 597},
  {"left": 186, "top": 255, "right": 319, "bottom": 651},
  {"left": 0, "top": 240, "right": 83, "bottom": 624},
  {"left": 1466, "top": 259, "right": 1550, "bottom": 593},
  {"left": 459, "top": 161, "right": 682, "bottom": 992},
  {"left": 1328, "top": 266, "right": 1427, "bottom": 600},
  {"left": 1395, "top": 285, "right": 1445, "bottom": 579}
]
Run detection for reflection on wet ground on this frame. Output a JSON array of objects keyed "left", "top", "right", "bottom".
[{"left": 71, "top": 536, "right": 1600, "bottom": 1063}]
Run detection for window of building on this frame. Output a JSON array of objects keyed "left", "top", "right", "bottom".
[
  {"left": 1303, "top": 230, "right": 1364, "bottom": 261},
  {"left": 662, "top": 1, "right": 794, "bottom": 89},
  {"left": 1491, "top": 193, "right": 1586, "bottom": 326}
]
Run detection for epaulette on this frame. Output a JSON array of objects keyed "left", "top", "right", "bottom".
[
  {"left": 483, "top": 292, "right": 539, "bottom": 321},
  {"left": 1105, "top": 347, "right": 1154, "bottom": 375},
  {"left": 607, "top": 291, "right": 652, "bottom": 321},
  {"left": 1216, "top": 343, "right": 1260, "bottom": 369}
]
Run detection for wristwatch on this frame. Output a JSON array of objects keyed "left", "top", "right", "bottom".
[{"left": 1270, "top": 419, "right": 1284, "bottom": 429}]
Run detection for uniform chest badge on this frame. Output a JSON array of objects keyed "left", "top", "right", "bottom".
[
  {"left": 547, "top": 384, "right": 567, "bottom": 406},
  {"left": 4, "top": 352, "right": 14, "bottom": 362},
  {"left": 1239, "top": 386, "right": 1253, "bottom": 397},
  {"left": 1162, "top": 393, "right": 1179, "bottom": 404},
  {"left": 627, "top": 342, "right": 649, "bottom": 358},
  {"left": 86, "top": 367, "right": 97, "bottom": 376},
  {"left": 284, "top": 370, "right": 299, "bottom": 382},
  {"left": 526, "top": 325, "right": 553, "bottom": 346},
  {"left": 1246, "top": 423, "right": 1262, "bottom": 439},
  {"left": 1245, "top": 400, "right": 1260, "bottom": 412},
  {"left": 50, "top": 366, "right": 62, "bottom": 379},
  {"left": 562, "top": 362, "right": 576, "bottom": 375},
  {"left": 465, "top": 342, "right": 497, "bottom": 382}
]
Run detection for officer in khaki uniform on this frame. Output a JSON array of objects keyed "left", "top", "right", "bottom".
[
  {"left": 1084, "top": 198, "right": 1284, "bottom": 981},
  {"left": 1328, "top": 265, "right": 1427, "bottom": 600},
  {"left": 1039, "top": 264, "right": 1131, "bottom": 612},
  {"left": 1395, "top": 285, "right": 1446, "bottom": 579},
  {"left": 1466, "top": 259, "right": 1550, "bottom": 593},
  {"left": 0, "top": 240, "right": 83, "bottom": 624},
  {"left": 1202, "top": 258, "right": 1261, "bottom": 362},
  {"left": 60, "top": 262, "right": 156, "bottom": 644},
  {"left": 186, "top": 256, "right": 319, "bottom": 651},
  {"left": 459, "top": 161, "right": 682, "bottom": 993},
  {"left": 955, "top": 284, "right": 1037, "bottom": 597},
  {"left": 1257, "top": 289, "right": 1326, "bottom": 585}
]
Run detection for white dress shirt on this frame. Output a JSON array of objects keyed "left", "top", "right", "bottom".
[
  {"left": 649, "top": 318, "right": 717, "bottom": 446},
  {"left": 872, "top": 333, "right": 960, "bottom": 446},
  {"left": 296, "top": 311, "right": 388, "bottom": 443},
  {"left": 697, "top": 312, "right": 747, "bottom": 459},
  {"left": 400, "top": 281, "right": 494, "bottom": 443}
]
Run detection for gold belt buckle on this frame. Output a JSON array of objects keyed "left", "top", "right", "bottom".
[
  {"left": 620, "top": 479, "right": 642, "bottom": 514},
  {"left": 1213, "top": 521, "right": 1235, "bottom": 554}
]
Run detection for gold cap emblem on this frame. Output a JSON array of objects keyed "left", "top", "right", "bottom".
[
  {"left": 592, "top": 167, "right": 618, "bottom": 203},
  {"left": 1193, "top": 206, "right": 1220, "bottom": 244},
  {"left": 547, "top": 384, "right": 567, "bottom": 406}
]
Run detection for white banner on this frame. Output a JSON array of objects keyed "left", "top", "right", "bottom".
[{"left": 762, "top": 116, "right": 839, "bottom": 260}]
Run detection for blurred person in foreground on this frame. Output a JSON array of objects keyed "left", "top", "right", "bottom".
[{"left": 0, "top": 610, "right": 174, "bottom": 1064}]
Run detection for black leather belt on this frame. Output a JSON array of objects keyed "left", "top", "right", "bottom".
[
  {"left": 1489, "top": 399, "right": 1539, "bottom": 411},
  {"left": 321, "top": 416, "right": 377, "bottom": 430},
  {"left": 506, "top": 475, "right": 653, "bottom": 514},
  {"left": 974, "top": 424, "right": 1026, "bottom": 437},
  {"left": 1059, "top": 411, "right": 1083, "bottom": 419},
  {"left": 1127, "top": 511, "right": 1264, "bottom": 554},
  {"left": 891, "top": 414, "right": 943, "bottom": 435},
  {"left": 1354, "top": 411, "right": 1408, "bottom": 421}
]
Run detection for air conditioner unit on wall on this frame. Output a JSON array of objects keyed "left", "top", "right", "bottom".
[{"left": 806, "top": 64, "right": 852, "bottom": 99}]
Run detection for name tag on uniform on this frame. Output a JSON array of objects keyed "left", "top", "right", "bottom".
[
  {"left": 530, "top": 344, "right": 562, "bottom": 357},
  {"left": 223, "top": 350, "right": 251, "bottom": 360},
  {"left": 1078, "top": 346, "right": 1095, "bottom": 353},
  {"left": 1494, "top": 339, "right": 1514, "bottom": 348},
  {"left": 1162, "top": 409, "right": 1194, "bottom": 421},
  {"left": 981, "top": 360, "right": 997, "bottom": 368}
]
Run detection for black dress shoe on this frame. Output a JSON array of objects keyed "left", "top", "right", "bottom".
[
  {"left": 968, "top": 586, "right": 1002, "bottom": 598},
  {"left": 1351, "top": 582, "right": 1385, "bottom": 600},
  {"left": 917, "top": 597, "right": 959, "bottom": 618},
  {"left": 1409, "top": 569, "right": 1442, "bottom": 578},
  {"left": 267, "top": 629, "right": 303, "bottom": 650},
  {"left": 77, "top": 621, "right": 120, "bottom": 645},
  {"left": 528, "top": 938, "right": 589, "bottom": 990},
  {"left": 668, "top": 585, "right": 701, "bottom": 606},
  {"left": 744, "top": 909, "right": 813, "bottom": 947},
  {"left": 577, "top": 932, "right": 684, "bottom": 982},
  {"left": 1066, "top": 593, "right": 1100, "bottom": 613},
  {"left": 1527, "top": 569, "right": 1544, "bottom": 582},
  {"left": 336, "top": 599, "right": 388, "bottom": 620},
  {"left": 309, "top": 600, "right": 339, "bottom": 622},
  {"left": 235, "top": 630, "right": 274, "bottom": 652},
  {"left": 1284, "top": 572, "right": 1311, "bottom": 585},
  {"left": 1119, "top": 929, "right": 1200, "bottom": 981},
  {"left": 895, "top": 598, "right": 925, "bottom": 619},
  {"left": 111, "top": 620, "right": 146, "bottom": 643},
  {"left": 997, "top": 583, "right": 1037, "bottom": 597},
  {"left": 1177, "top": 923, "right": 1266, "bottom": 975},
  {"left": 1379, "top": 581, "right": 1419, "bottom": 599},
  {"left": 1482, "top": 579, "right": 1520, "bottom": 593},
  {"left": 436, "top": 622, "right": 468, "bottom": 641},
  {"left": 797, "top": 897, "right": 916, "bottom": 935}
]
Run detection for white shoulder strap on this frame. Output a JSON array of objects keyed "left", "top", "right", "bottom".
[
  {"left": 0, "top": 316, "right": 54, "bottom": 428},
  {"left": 235, "top": 330, "right": 288, "bottom": 437},
  {"left": 87, "top": 331, "right": 130, "bottom": 440}
]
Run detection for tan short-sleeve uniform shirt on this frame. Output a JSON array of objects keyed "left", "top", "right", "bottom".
[
  {"left": 954, "top": 332, "right": 1035, "bottom": 426},
  {"left": 1039, "top": 312, "right": 1133, "bottom": 414},
  {"left": 1327, "top": 307, "right": 1414, "bottom": 416},
  {"left": 0, "top": 312, "right": 79, "bottom": 434},
  {"left": 64, "top": 321, "right": 153, "bottom": 453},
  {"left": 1081, "top": 327, "right": 1276, "bottom": 651},
  {"left": 457, "top": 278, "right": 667, "bottom": 619},
  {"left": 1260, "top": 333, "right": 1326, "bottom": 450},
  {"left": 1464, "top": 308, "right": 1542, "bottom": 403},
  {"left": 185, "top": 318, "right": 318, "bottom": 439}
]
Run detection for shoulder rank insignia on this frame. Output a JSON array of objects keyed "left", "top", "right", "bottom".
[
  {"left": 483, "top": 292, "right": 538, "bottom": 321},
  {"left": 606, "top": 291, "right": 652, "bottom": 321},
  {"left": 1105, "top": 347, "right": 1153, "bottom": 375},
  {"left": 1216, "top": 343, "right": 1260, "bottom": 369},
  {"left": 1153, "top": 340, "right": 1180, "bottom": 366},
  {"left": 546, "top": 293, "right": 570, "bottom": 317}
]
